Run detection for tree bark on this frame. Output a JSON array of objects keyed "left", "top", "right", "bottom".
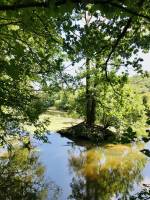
[
  {"left": 86, "top": 59, "right": 99, "bottom": 127},
  {"left": 86, "top": 58, "right": 92, "bottom": 127},
  {"left": 90, "top": 90, "right": 96, "bottom": 126},
  {"left": 89, "top": 61, "right": 98, "bottom": 127}
]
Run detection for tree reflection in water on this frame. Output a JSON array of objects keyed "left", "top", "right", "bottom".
[
  {"left": 68, "top": 144, "right": 147, "bottom": 200},
  {"left": 0, "top": 148, "right": 61, "bottom": 200},
  {"left": 129, "top": 184, "right": 150, "bottom": 200}
]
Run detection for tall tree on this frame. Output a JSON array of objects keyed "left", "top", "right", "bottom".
[
  {"left": 0, "top": 0, "right": 150, "bottom": 141},
  {"left": 56, "top": 3, "right": 150, "bottom": 126}
]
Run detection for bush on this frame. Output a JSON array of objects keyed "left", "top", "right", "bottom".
[{"left": 96, "top": 84, "right": 147, "bottom": 137}]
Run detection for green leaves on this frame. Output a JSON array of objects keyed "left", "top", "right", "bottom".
[
  {"left": 0, "top": 6, "right": 65, "bottom": 145},
  {"left": 0, "top": 1, "right": 150, "bottom": 144}
]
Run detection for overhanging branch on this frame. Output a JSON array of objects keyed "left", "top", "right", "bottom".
[
  {"left": 102, "top": 17, "right": 132, "bottom": 93},
  {"left": 0, "top": 21, "right": 21, "bottom": 27},
  {"left": 106, "top": 1, "right": 150, "bottom": 21},
  {"left": 0, "top": 1, "right": 149, "bottom": 22},
  {"left": 0, "top": 1, "right": 49, "bottom": 11},
  {"left": 105, "top": 17, "right": 132, "bottom": 67}
]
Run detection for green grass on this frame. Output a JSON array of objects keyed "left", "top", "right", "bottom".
[{"left": 24, "top": 107, "right": 83, "bottom": 132}]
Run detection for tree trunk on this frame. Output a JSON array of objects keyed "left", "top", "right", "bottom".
[
  {"left": 86, "top": 59, "right": 98, "bottom": 127},
  {"left": 86, "top": 58, "right": 92, "bottom": 126},
  {"left": 90, "top": 95, "right": 96, "bottom": 126},
  {"left": 90, "top": 61, "right": 99, "bottom": 126},
  {"left": 85, "top": 58, "right": 96, "bottom": 127}
]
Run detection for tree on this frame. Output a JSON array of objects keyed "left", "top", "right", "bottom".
[
  {"left": 96, "top": 82, "right": 147, "bottom": 135},
  {"left": 0, "top": 1, "right": 150, "bottom": 22},
  {"left": 57, "top": 3, "right": 150, "bottom": 127},
  {"left": 0, "top": 7, "right": 65, "bottom": 146},
  {"left": 0, "top": 0, "right": 150, "bottom": 143}
]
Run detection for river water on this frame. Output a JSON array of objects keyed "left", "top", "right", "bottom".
[{"left": 0, "top": 133, "right": 150, "bottom": 200}]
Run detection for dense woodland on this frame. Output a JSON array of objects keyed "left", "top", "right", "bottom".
[{"left": 0, "top": 0, "right": 150, "bottom": 144}]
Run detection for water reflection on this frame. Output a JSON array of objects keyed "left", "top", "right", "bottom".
[
  {"left": 0, "top": 134, "right": 149, "bottom": 200},
  {"left": 68, "top": 144, "right": 147, "bottom": 200},
  {"left": 0, "top": 147, "right": 61, "bottom": 200}
]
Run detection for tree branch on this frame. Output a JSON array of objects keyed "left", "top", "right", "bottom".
[
  {"left": 33, "top": 12, "right": 59, "bottom": 44},
  {"left": 103, "top": 0, "right": 145, "bottom": 80},
  {"left": 0, "top": 1, "right": 49, "bottom": 11},
  {"left": 106, "top": 1, "right": 150, "bottom": 21},
  {"left": 0, "top": 21, "right": 21, "bottom": 27},
  {"left": 100, "top": 17, "right": 132, "bottom": 94},
  {"left": 105, "top": 17, "right": 132, "bottom": 67},
  {"left": 0, "top": 1, "right": 149, "bottom": 22}
]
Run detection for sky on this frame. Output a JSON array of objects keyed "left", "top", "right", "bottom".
[
  {"left": 63, "top": 13, "right": 150, "bottom": 77},
  {"left": 140, "top": 52, "right": 150, "bottom": 71},
  {"left": 33, "top": 52, "right": 149, "bottom": 90},
  {"left": 65, "top": 52, "right": 150, "bottom": 77},
  {"left": 127, "top": 52, "right": 150, "bottom": 76}
]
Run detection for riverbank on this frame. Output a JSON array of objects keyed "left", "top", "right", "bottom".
[
  {"left": 40, "top": 108, "right": 83, "bottom": 131},
  {"left": 24, "top": 107, "right": 150, "bottom": 144},
  {"left": 23, "top": 107, "right": 82, "bottom": 133},
  {"left": 58, "top": 122, "right": 116, "bottom": 144},
  {"left": 38, "top": 108, "right": 115, "bottom": 143}
]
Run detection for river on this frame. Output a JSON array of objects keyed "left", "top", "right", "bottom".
[{"left": 0, "top": 132, "right": 150, "bottom": 200}]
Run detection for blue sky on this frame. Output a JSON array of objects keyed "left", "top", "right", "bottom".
[
  {"left": 141, "top": 52, "right": 150, "bottom": 71},
  {"left": 127, "top": 52, "right": 150, "bottom": 75},
  {"left": 65, "top": 52, "right": 150, "bottom": 76}
]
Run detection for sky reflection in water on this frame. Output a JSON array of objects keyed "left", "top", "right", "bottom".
[{"left": 0, "top": 133, "right": 150, "bottom": 200}]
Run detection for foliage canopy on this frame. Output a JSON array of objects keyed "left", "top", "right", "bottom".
[{"left": 0, "top": 0, "right": 150, "bottom": 144}]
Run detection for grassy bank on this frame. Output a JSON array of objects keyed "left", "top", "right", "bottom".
[
  {"left": 22, "top": 107, "right": 150, "bottom": 144},
  {"left": 40, "top": 108, "right": 83, "bottom": 131},
  {"left": 24, "top": 107, "right": 83, "bottom": 133}
]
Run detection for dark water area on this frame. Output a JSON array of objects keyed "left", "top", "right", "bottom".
[{"left": 0, "top": 133, "right": 150, "bottom": 200}]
